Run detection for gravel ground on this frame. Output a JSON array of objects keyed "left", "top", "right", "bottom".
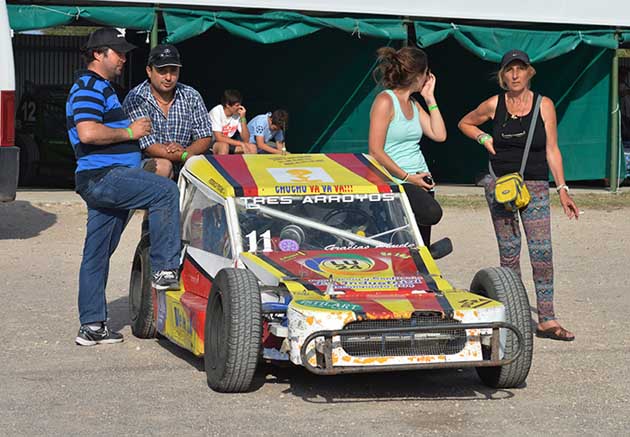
[{"left": 0, "top": 199, "right": 628, "bottom": 436}]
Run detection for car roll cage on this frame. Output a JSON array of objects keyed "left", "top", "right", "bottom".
[{"left": 299, "top": 321, "right": 523, "bottom": 375}]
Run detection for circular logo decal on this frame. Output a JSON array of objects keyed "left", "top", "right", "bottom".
[{"left": 304, "top": 253, "right": 388, "bottom": 275}]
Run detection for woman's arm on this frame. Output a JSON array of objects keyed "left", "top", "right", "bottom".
[
  {"left": 458, "top": 96, "right": 499, "bottom": 155},
  {"left": 541, "top": 96, "right": 579, "bottom": 220},
  {"left": 417, "top": 73, "right": 446, "bottom": 142}
]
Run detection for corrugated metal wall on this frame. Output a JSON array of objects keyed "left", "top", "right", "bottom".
[
  {"left": 13, "top": 34, "right": 84, "bottom": 105},
  {"left": 12, "top": 33, "right": 129, "bottom": 105}
]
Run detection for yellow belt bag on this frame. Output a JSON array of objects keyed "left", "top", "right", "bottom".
[
  {"left": 494, "top": 172, "right": 530, "bottom": 211},
  {"left": 490, "top": 95, "right": 542, "bottom": 212}
]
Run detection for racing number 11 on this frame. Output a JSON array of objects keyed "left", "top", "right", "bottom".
[{"left": 246, "top": 230, "right": 272, "bottom": 253}]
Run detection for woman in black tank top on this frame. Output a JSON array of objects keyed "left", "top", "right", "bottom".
[{"left": 458, "top": 49, "right": 579, "bottom": 341}]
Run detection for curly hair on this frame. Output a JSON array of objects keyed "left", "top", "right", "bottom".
[{"left": 373, "top": 46, "right": 428, "bottom": 89}]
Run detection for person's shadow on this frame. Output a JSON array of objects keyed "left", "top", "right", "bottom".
[{"left": 0, "top": 201, "right": 57, "bottom": 239}]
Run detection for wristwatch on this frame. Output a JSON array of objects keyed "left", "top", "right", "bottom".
[{"left": 556, "top": 184, "right": 570, "bottom": 194}]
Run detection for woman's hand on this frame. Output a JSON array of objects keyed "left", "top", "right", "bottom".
[
  {"left": 408, "top": 172, "right": 435, "bottom": 191},
  {"left": 559, "top": 190, "right": 579, "bottom": 220},
  {"left": 481, "top": 135, "right": 496, "bottom": 155},
  {"left": 420, "top": 72, "right": 436, "bottom": 101}
]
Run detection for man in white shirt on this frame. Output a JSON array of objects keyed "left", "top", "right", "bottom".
[{"left": 209, "top": 89, "right": 256, "bottom": 154}]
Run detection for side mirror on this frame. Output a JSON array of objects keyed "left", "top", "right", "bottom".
[{"left": 429, "top": 237, "right": 453, "bottom": 260}]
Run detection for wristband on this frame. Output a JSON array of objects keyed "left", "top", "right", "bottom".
[
  {"left": 556, "top": 184, "right": 570, "bottom": 194},
  {"left": 180, "top": 151, "right": 189, "bottom": 162},
  {"left": 240, "top": 117, "right": 247, "bottom": 123},
  {"left": 428, "top": 104, "right": 438, "bottom": 111},
  {"left": 401, "top": 172, "right": 409, "bottom": 182},
  {"left": 477, "top": 133, "right": 492, "bottom": 145},
  {"left": 126, "top": 127, "right": 133, "bottom": 140}
]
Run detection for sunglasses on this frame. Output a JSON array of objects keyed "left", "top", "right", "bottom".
[{"left": 500, "top": 114, "right": 527, "bottom": 139}]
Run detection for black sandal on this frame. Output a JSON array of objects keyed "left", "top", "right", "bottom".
[{"left": 536, "top": 326, "right": 575, "bottom": 341}]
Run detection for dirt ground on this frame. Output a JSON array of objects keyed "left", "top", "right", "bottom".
[{"left": 1, "top": 199, "right": 629, "bottom": 436}]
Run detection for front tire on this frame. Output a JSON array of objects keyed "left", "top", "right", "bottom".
[
  {"left": 470, "top": 267, "right": 533, "bottom": 388},
  {"left": 129, "top": 236, "right": 157, "bottom": 338},
  {"left": 205, "top": 268, "right": 262, "bottom": 393}
]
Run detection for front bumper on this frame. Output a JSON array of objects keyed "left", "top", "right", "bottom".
[{"left": 299, "top": 321, "right": 522, "bottom": 375}]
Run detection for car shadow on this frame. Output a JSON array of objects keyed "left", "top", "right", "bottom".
[
  {"left": 108, "top": 294, "right": 206, "bottom": 372},
  {"left": 108, "top": 295, "right": 130, "bottom": 333},
  {"left": 256, "top": 363, "right": 518, "bottom": 402},
  {"left": 0, "top": 200, "right": 57, "bottom": 239},
  {"left": 107, "top": 294, "right": 520, "bottom": 400}
]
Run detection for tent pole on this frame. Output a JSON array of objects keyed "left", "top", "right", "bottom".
[
  {"left": 610, "top": 43, "right": 620, "bottom": 193},
  {"left": 150, "top": 11, "right": 158, "bottom": 48}
]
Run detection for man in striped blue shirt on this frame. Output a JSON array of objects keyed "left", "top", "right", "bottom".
[{"left": 66, "top": 28, "right": 181, "bottom": 346}]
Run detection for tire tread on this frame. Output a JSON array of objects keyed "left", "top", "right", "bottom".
[{"left": 471, "top": 267, "right": 533, "bottom": 388}]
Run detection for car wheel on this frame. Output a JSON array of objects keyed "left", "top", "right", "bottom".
[
  {"left": 470, "top": 267, "right": 533, "bottom": 388},
  {"left": 129, "top": 236, "right": 157, "bottom": 338},
  {"left": 205, "top": 268, "right": 262, "bottom": 393}
]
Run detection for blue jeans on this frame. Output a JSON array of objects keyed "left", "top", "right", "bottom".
[{"left": 76, "top": 166, "right": 181, "bottom": 325}]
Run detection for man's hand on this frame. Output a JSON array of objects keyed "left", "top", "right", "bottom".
[
  {"left": 166, "top": 142, "right": 185, "bottom": 155},
  {"left": 241, "top": 141, "right": 257, "bottom": 154},
  {"left": 237, "top": 105, "right": 247, "bottom": 118},
  {"left": 129, "top": 117, "right": 151, "bottom": 139}
]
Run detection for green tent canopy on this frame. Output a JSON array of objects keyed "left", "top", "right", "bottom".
[
  {"left": 8, "top": 4, "right": 156, "bottom": 31},
  {"left": 7, "top": 5, "right": 626, "bottom": 182},
  {"left": 162, "top": 9, "right": 407, "bottom": 44}
]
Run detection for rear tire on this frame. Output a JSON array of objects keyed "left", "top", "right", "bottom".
[
  {"left": 205, "top": 268, "right": 262, "bottom": 393},
  {"left": 470, "top": 267, "right": 533, "bottom": 388},
  {"left": 129, "top": 236, "right": 157, "bottom": 338}
]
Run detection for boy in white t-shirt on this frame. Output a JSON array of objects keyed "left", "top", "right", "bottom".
[{"left": 209, "top": 89, "right": 256, "bottom": 154}]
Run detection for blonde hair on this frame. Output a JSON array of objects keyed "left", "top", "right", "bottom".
[{"left": 497, "top": 64, "right": 537, "bottom": 90}]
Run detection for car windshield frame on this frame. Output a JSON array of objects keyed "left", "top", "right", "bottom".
[{"left": 234, "top": 192, "right": 422, "bottom": 253}]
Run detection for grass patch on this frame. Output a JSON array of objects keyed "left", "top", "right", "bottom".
[{"left": 437, "top": 191, "right": 630, "bottom": 210}]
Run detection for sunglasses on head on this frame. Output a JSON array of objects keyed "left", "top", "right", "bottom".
[{"left": 500, "top": 113, "right": 527, "bottom": 139}]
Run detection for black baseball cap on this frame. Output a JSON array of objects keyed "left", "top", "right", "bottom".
[
  {"left": 148, "top": 44, "right": 182, "bottom": 68},
  {"left": 500, "top": 49, "right": 531, "bottom": 68},
  {"left": 86, "top": 28, "right": 137, "bottom": 53}
]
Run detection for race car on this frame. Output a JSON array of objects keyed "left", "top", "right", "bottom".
[{"left": 128, "top": 153, "right": 533, "bottom": 393}]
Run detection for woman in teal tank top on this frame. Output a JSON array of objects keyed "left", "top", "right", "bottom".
[{"left": 368, "top": 46, "right": 447, "bottom": 247}]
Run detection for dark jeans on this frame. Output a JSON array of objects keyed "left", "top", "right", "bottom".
[
  {"left": 76, "top": 166, "right": 181, "bottom": 325},
  {"left": 403, "top": 183, "right": 442, "bottom": 247}
]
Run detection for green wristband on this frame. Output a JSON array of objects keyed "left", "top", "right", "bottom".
[
  {"left": 180, "top": 151, "right": 189, "bottom": 162},
  {"left": 478, "top": 133, "right": 492, "bottom": 145},
  {"left": 126, "top": 127, "right": 133, "bottom": 140},
  {"left": 240, "top": 117, "right": 247, "bottom": 123},
  {"left": 428, "top": 104, "right": 438, "bottom": 111}
]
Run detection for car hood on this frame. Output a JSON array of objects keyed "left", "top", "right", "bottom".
[{"left": 246, "top": 248, "right": 454, "bottom": 317}]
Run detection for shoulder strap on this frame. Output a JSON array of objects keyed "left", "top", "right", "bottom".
[
  {"left": 519, "top": 94, "right": 542, "bottom": 176},
  {"left": 489, "top": 94, "right": 542, "bottom": 179}
]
